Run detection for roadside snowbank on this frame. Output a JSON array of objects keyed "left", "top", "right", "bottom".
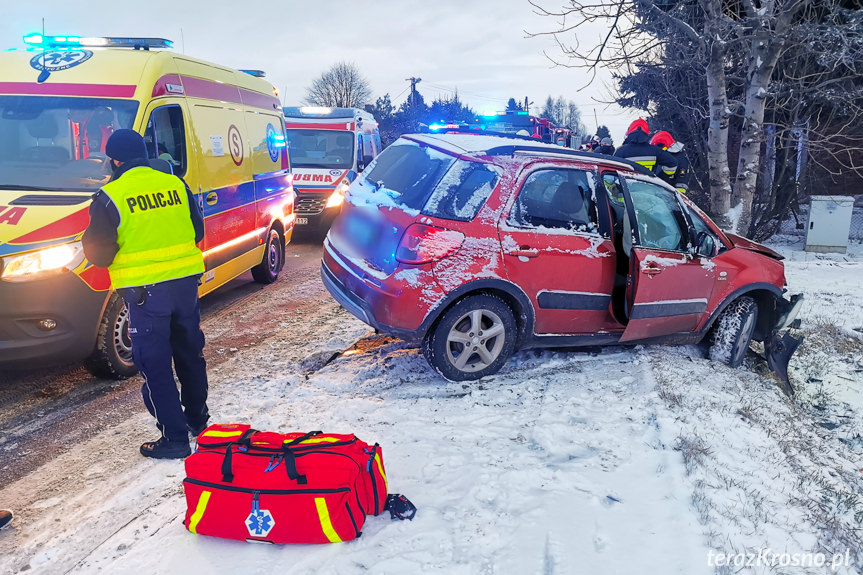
[{"left": 0, "top": 241, "right": 861, "bottom": 575}]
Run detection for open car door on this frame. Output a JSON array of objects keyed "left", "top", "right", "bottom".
[{"left": 619, "top": 178, "right": 715, "bottom": 342}]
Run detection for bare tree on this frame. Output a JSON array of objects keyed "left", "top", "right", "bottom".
[
  {"left": 529, "top": 0, "right": 863, "bottom": 236},
  {"left": 304, "top": 62, "right": 372, "bottom": 108}
]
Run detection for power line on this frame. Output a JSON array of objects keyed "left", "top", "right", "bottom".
[{"left": 421, "top": 82, "right": 510, "bottom": 105}]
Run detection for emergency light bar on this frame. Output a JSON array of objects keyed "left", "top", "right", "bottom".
[
  {"left": 239, "top": 69, "right": 266, "bottom": 78},
  {"left": 23, "top": 34, "right": 173, "bottom": 50},
  {"left": 283, "top": 106, "right": 356, "bottom": 119}
]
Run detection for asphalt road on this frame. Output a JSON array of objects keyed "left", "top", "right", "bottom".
[{"left": 0, "top": 238, "right": 328, "bottom": 484}]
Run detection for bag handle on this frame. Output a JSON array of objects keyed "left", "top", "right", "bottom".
[
  {"left": 284, "top": 430, "right": 323, "bottom": 446},
  {"left": 220, "top": 428, "right": 258, "bottom": 483},
  {"left": 280, "top": 444, "right": 308, "bottom": 484}
]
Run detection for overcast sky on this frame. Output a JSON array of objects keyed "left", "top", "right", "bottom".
[{"left": 3, "top": 0, "right": 641, "bottom": 144}]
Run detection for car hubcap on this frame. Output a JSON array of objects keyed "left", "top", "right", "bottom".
[
  {"left": 114, "top": 304, "right": 133, "bottom": 364},
  {"left": 268, "top": 235, "right": 280, "bottom": 273},
  {"left": 445, "top": 309, "right": 506, "bottom": 373}
]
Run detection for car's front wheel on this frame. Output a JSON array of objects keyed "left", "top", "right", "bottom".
[
  {"left": 422, "top": 294, "right": 517, "bottom": 381},
  {"left": 84, "top": 292, "right": 137, "bottom": 379},
  {"left": 708, "top": 296, "right": 758, "bottom": 368}
]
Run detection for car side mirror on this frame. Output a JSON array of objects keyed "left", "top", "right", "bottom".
[
  {"left": 358, "top": 154, "right": 374, "bottom": 172},
  {"left": 695, "top": 231, "right": 716, "bottom": 258}
]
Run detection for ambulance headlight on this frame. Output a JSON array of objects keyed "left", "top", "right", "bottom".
[
  {"left": 1, "top": 241, "right": 85, "bottom": 282},
  {"left": 326, "top": 181, "right": 351, "bottom": 209}
]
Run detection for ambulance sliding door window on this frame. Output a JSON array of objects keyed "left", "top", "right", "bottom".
[{"left": 143, "top": 106, "right": 187, "bottom": 177}]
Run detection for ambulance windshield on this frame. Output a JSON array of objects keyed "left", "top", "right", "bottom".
[
  {"left": 0, "top": 96, "right": 139, "bottom": 192},
  {"left": 286, "top": 129, "right": 355, "bottom": 169}
]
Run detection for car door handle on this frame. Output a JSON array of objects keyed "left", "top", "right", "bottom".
[
  {"left": 507, "top": 247, "right": 539, "bottom": 258},
  {"left": 642, "top": 263, "right": 662, "bottom": 276},
  {"left": 205, "top": 191, "right": 218, "bottom": 206}
]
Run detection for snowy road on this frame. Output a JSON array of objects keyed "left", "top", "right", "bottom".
[
  {"left": 0, "top": 240, "right": 328, "bottom": 484},
  {"left": 0, "top": 241, "right": 862, "bottom": 574}
]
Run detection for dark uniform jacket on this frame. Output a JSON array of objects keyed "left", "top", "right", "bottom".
[
  {"left": 82, "top": 157, "right": 204, "bottom": 268},
  {"left": 613, "top": 129, "right": 678, "bottom": 186}
]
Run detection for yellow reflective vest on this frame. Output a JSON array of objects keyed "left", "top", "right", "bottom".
[{"left": 101, "top": 167, "right": 204, "bottom": 289}]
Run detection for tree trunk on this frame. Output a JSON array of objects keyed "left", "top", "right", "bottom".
[{"left": 704, "top": 41, "right": 732, "bottom": 228}]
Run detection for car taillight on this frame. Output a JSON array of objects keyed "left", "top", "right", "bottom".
[{"left": 396, "top": 223, "right": 465, "bottom": 264}]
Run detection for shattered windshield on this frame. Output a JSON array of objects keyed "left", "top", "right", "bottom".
[{"left": 0, "top": 96, "right": 139, "bottom": 192}]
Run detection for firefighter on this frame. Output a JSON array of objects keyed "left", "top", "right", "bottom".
[
  {"left": 82, "top": 129, "right": 208, "bottom": 459},
  {"left": 614, "top": 119, "right": 677, "bottom": 185},
  {"left": 650, "top": 131, "right": 691, "bottom": 194}
]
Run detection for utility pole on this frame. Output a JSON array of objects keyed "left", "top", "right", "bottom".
[{"left": 406, "top": 77, "right": 422, "bottom": 109}]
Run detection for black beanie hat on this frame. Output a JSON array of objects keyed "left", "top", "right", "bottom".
[{"left": 105, "top": 129, "right": 148, "bottom": 162}]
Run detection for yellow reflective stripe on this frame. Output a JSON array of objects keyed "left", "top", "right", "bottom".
[
  {"left": 374, "top": 453, "right": 388, "bottom": 492},
  {"left": 202, "top": 430, "right": 243, "bottom": 438},
  {"left": 113, "top": 241, "right": 201, "bottom": 265},
  {"left": 110, "top": 252, "right": 204, "bottom": 287},
  {"left": 314, "top": 498, "right": 342, "bottom": 543},
  {"left": 189, "top": 490, "right": 211, "bottom": 534},
  {"left": 298, "top": 437, "right": 341, "bottom": 444}
]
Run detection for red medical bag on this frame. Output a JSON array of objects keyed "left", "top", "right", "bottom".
[{"left": 182, "top": 424, "right": 392, "bottom": 544}]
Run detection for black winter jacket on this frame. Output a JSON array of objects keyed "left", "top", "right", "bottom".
[{"left": 613, "top": 129, "right": 678, "bottom": 185}]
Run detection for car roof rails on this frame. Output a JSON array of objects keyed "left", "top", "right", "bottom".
[{"left": 485, "top": 145, "right": 654, "bottom": 176}]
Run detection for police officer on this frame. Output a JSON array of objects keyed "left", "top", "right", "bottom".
[
  {"left": 650, "top": 131, "right": 691, "bottom": 194},
  {"left": 614, "top": 119, "right": 678, "bottom": 185},
  {"left": 83, "top": 129, "right": 208, "bottom": 459}
]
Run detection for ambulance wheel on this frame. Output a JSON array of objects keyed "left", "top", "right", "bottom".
[
  {"left": 708, "top": 296, "right": 758, "bottom": 368},
  {"left": 252, "top": 228, "right": 284, "bottom": 284},
  {"left": 422, "top": 294, "right": 516, "bottom": 382},
  {"left": 84, "top": 293, "right": 138, "bottom": 380}
]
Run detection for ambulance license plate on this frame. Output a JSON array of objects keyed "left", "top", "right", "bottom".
[{"left": 295, "top": 218, "right": 308, "bottom": 225}]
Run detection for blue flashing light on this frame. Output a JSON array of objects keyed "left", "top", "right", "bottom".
[
  {"left": 429, "top": 123, "right": 445, "bottom": 132},
  {"left": 22, "top": 34, "right": 173, "bottom": 50},
  {"left": 481, "top": 111, "right": 498, "bottom": 118}
]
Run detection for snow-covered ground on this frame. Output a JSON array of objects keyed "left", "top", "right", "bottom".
[{"left": 1, "top": 239, "right": 862, "bottom": 575}]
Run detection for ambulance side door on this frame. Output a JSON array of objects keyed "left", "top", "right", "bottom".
[{"left": 185, "top": 100, "right": 257, "bottom": 277}]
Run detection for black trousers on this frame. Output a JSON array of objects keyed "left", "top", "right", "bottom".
[{"left": 121, "top": 275, "right": 208, "bottom": 442}]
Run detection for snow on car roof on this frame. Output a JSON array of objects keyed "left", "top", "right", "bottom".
[
  {"left": 405, "top": 133, "right": 652, "bottom": 175},
  {"left": 408, "top": 133, "right": 567, "bottom": 155}
]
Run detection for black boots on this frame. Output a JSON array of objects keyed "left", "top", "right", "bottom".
[{"left": 140, "top": 437, "right": 192, "bottom": 459}]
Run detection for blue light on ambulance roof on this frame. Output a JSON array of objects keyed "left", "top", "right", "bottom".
[
  {"left": 429, "top": 123, "right": 445, "bottom": 132},
  {"left": 22, "top": 34, "right": 172, "bottom": 49}
]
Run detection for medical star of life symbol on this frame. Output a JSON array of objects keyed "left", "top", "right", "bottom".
[
  {"left": 246, "top": 508, "right": 275, "bottom": 537},
  {"left": 30, "top": 50, "right": 93, "bottom": 72}
]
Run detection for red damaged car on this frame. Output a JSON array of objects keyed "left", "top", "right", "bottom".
[{"left": 321, "top": 133, "right": 802, "bottom": 382}]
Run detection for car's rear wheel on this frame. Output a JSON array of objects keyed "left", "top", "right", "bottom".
[
  {"left": 84, "top": 292, "right": 137, "bottom": 379},
  {"left": 251, "top": 228, "right": 284, "bottom": 284},
  {"left": 422, "top": 294, "right": 517, "bottom": 381},
  {"left": 708, "top": 296, "right": 758, "bottom": 368}
]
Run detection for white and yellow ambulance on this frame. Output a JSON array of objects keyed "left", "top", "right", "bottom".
[
  {"left": 283, "top": 106, "right": 380, "bottom": 234},
  {"left": 0, "top": 34, "right": 294, "bottom": 377}
]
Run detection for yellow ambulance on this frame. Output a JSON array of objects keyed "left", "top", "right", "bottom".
[{"left": 0, "top": 35, "right": 294, "bottom": 378}]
